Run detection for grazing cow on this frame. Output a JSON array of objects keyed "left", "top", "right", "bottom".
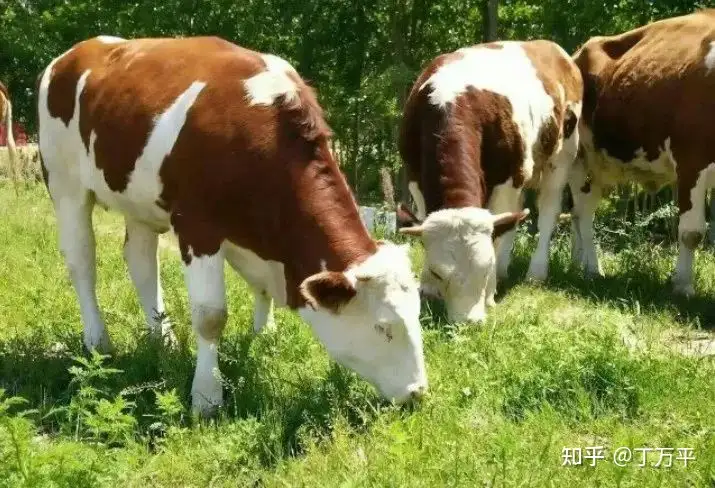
[
  {"left": 37, "top": 35, "right": 427, "bottom": 414},
  {"left": 397, "top": 40, "right": 583, "bottom": 322},
  {"left": 570, "top": 9, "right": 715, "bottom": 296},
  {"left": 0, "top": 81, "right": 18, "bottom": 186}
]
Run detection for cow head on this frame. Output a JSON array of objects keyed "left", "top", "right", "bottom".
[
  {"left": 397, "top": 203, "right": 528, "bottom": 323},
  {"left": 299, "top": 242, "right": 427, "bottom": 404}
]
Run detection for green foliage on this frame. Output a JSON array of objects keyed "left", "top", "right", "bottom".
[
  {"left": 1, "top": 180, "right": 715, "bottom": 486},
  {"left": 47, "top": 352, "right": 137, "bottom": 445},
  {"left": 1, "top": 0, "right": 707, "bottom": 201}
]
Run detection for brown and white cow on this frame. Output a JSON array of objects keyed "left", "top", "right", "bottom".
[
  {"left": 37, "top": 35, "right": 427, "bottom": 414},
  {"left": 397, "top": 40, "right": 583, "bottom": 322},
  {"left": 570, "top": 9, "right": 715, "bottom": 296},
  {"left": 0, "top": 81, "right": 18, "bottom": 186}
]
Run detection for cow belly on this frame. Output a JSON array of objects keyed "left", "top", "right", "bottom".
[
  {"left": 585, "top": 138, "right": 677, "bottom": 190},
  {"left": 82, "top": 157, "right": 171, "bottom": 232}
]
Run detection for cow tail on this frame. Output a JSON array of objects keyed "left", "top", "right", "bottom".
[{"left": 1, "top": 91, "right": 19, "bottom": 195}]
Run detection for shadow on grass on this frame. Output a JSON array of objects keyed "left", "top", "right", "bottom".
[
  {"left": 501, "top": 243, "right": 715, "bottom": 330},
  {"left": 0, "top": 323, "right": 389, "bottom": 466}
]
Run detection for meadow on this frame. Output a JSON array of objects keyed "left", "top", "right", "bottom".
[{"left": 0, "top": 152, "right": 714, "bottom": 486}]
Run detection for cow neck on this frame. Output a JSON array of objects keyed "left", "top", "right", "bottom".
[{"left": 282, "top": 144, "right": 377, "bottom": 307}]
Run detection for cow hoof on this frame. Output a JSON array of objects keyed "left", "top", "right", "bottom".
[
  {"left": 672, "top": 281, "right": 695, "bottom": 297},
  {"left": 526, "top": 260, "right": 548, "bottom": 282},
  {"left": 254, "top": 318, "right": 277, "bottom": 335},
  {"left": 84, "top": 332, "right": 113, "bottom": 356},
  {"left": 191, "top": 389, "right": 223, "bottom": 418}
]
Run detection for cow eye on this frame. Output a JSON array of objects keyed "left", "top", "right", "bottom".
[{"left": 429, "top": 268, "right": 443, "bottom": 281}]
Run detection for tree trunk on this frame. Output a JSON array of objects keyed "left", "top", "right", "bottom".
[
  {"left": 481, "top": 0, "right": 499, "bottom": 42},
  {"left": 380, "top": 166, "right": 396, "bottom": 209}
]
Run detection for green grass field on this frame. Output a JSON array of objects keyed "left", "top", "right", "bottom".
[{"left": 0, "top": 181, "right": 714, "bottom": 487}]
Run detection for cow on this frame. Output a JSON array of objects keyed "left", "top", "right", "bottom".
[
  {"left": 570, "top": 9, "right": 715, "bottom": 296},
  {"left": 0, "top": 81, "right": 18, "bottom": 188},
  {"left": 37, "top": 35, "right": 428, "bottom": 415},
  {"left": 397, "top": 40, "right": 583, "bottom": 322}
]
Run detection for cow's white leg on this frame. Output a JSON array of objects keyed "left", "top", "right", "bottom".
[
  {"left": 485, "top": 261, "right": 497, "bottom": 308},
  {"left": 408, "top": 181, "right": 427, "bottom": 221},
  {"left": 672, "top": 166, "right": 713, "bottom": 296},
  {"left": 124, "top": 219, "right": 174, "bottom": 344},
  {"left": 567, "top": 163, "right": 603, "bottom": 277},
  {"left": 527, "top": 144, "right": 578, "bottom": 282},
  {"left": 489, "top": 180, "right": 523, "bottom": 280},
  {"left": 54, "top": 192, "right": 110, "bottom": 351},
  {"left": 184, "top": 249, "right": 227, "bottom": 415},
  {"left": 253, "top": 291, "right": 275, "bottom": 333}
]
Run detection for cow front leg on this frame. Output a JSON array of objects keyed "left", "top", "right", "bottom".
[
  {"left": 672, "top": 168, "right": 710, "bottom": 296},
  {"left": 526, "top": 164, "right": 572, "bottom": 282},
  {"left": 489, "top": 180, "right": 524, "bottom": 281},
  {"left": 567, "top": 163, "right": 603, "bottom": 277},
  {"left": 183, "top": 247, "right": 228, "bottom": 416}
]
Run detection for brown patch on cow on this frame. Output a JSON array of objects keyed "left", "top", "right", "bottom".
[
  {"left": 574, "top": 9, "right": 715, "bottom": 211},
  {"left": 483, "top": 42, "right": 504, "bottom": 50},
  {"left": 300, "top": 271, "right": 357, "bottom": 313},
  {"left": 399, "top": 50, "right": 465, "bottom": 185},
  {"left": 42, "top": 36, "right": 377, "bottom": 309},
  {"left": 563, "top": 108, "right": 578, "bottom": 139},
  {"left": 537, "top": 116, "right": 560, "bottom": 162}
]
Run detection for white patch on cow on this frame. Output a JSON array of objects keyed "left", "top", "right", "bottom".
[
  {"left": 415, "top": 207, "right": 499, "bottom": 323},
  {"left": 420, "top": 44, "right": 554, "bottom": 133},
  {"left": 82, "top": 81, "right": 206, "bottom": 230},
  {"left": 408, "top": 181, "right": 427, "bottom": 221},
  {"left": 96, "top": 35, "right": 126, "bottom": 44},
  {"left": 244, "top": 54, "right": 299, "bottom": 107},
  {"left": 705, "top": 41, "right": 715, "bottom": 73},
  {"left": 672, "top": 162, "right": 715, "bottom": 296},
  {"left": 184, "top": 248, "right": 227, "bottom": 414},
  {"left": 299, "top": 242, "right": 427, "bottom": 404}
]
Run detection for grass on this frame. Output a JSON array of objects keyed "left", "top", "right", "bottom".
[{"left": 0, "top": 180, "right": 714, "bottom": 487}]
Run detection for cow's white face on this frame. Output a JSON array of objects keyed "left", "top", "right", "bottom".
[
  {"left": 399, "top": 207, "right": 528, "bottom": 323},
  {"left": 299, "top": 242, "right": 427, "bottom": 404}
]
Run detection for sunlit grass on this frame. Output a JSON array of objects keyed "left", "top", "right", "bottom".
[{"left": 0, "top": 182, "right": 713, "bottom": 487}]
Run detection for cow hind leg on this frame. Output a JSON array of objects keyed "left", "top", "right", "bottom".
[
  {"left": 671, "top": 166, "right": 712, "bottom": 296},
  {"left": 183, "top": 247, "right": 228, "bottom": 415},
  {"left": 53, "top": 190, "right": 110, "bottom": 351},
  {"left": 567, "top": 162, "right": 603, "bottom": 277},
  {"left": 124, "top": 219, "right": 175, "bottom": 344}
]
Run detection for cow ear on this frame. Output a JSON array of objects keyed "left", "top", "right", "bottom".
[
  {"left": 396, "top": 202, "right": 421, "bottom": 229},
  {"left": 492, "top": 209, "right": 530, "bottom": 238},
  {"left": 300, "top": 271, "right": 357, "bottom": 313}
]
